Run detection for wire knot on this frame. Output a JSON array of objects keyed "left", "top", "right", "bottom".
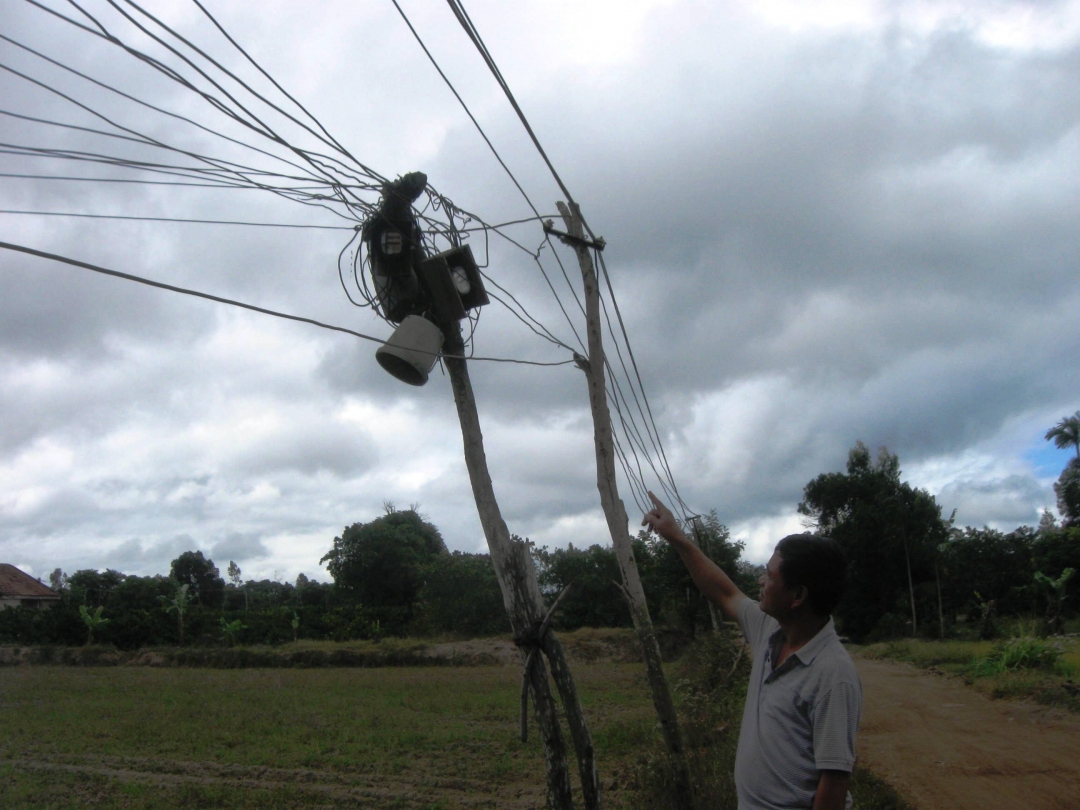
[
  {"left": 516, "top": 583, "right": 573, "bottom": 743},
  {"left": 513, "top": 618, "right": 549, "bottom": 652}
]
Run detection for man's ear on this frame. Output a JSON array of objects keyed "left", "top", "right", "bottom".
[{"left": 791, "top": 585, "right": 809, "bottom": 610}]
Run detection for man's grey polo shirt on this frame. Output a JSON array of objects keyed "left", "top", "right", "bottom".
[{"left": 734, "top": 598, "right": 862, "bottom": 810}]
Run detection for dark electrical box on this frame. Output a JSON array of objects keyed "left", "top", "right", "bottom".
[
  {"left": 362, "top": 172, "right": 429, "bottom": 324},
  {"left": 418, "top": 245, "right": 490, "bottom": 326}
]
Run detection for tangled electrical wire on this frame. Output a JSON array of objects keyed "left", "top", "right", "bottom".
[{"left": 0, "top": 0, "right": 696, "bottom": 524}]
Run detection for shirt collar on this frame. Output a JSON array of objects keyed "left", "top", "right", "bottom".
[{"left": 767, "top": 617, "right": 838, "bottom": 667}]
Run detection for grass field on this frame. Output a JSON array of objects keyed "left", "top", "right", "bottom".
[
  {"left": 0, "top": 633, "right": 912, "bottom": 809},
  {"left": 860, "top": 635, "right": 1080, "bottom": 713}
]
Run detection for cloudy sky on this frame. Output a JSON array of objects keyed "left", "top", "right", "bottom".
[{"left": 2, "top": 0, "right": 1078, "bottom": 584}]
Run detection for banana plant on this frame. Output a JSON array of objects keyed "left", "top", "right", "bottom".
[
  {"left": 159, "top": 583, "right": 193, "bottom": 645},
  {"left": 1034, "top": 568, "right": 1075, "bottom": 635},
  {"left": 78, "top": 604, "right": 109, "bottom": 646}
]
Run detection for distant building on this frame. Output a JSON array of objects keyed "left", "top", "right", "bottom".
[{"left": 0, "top": 564, "right": 61, "bottom": 609}]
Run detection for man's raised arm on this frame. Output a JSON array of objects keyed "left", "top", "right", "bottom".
[{"left": 641, "top": 491, "right": 748, "bottom": 620}]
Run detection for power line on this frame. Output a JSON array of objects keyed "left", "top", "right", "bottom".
[
  {"left": 0, "top": 209, "right": 356, "bottom": 229},
  {"left": 444, "top": 0, "right": 577, "bottom": 209},
  {"left": 434, "top": 1, "right": 693, "bottom": 518},
  {"left": 386, "top": 0, "right": 589, "bottom": 350},
  {"left": 0, "top": 240, "right": 576, "bottom": 368},
  {"left": 5, "top": 1, "right": 620, "bottom": 440},
  {"left": 0, "top": 172, "right": 293, "bottom": 188}
]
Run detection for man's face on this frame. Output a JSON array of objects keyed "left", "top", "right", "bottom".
[{"left": 758, "top": 552, "right": 798, "bottom": 618}]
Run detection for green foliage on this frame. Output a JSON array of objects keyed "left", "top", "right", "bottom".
[
  {"left": 939, "top": 527, "right": 1036, "bottom": 619},
  {"left": 849, "top": 767, "right": 916, "bottom": 810},
  {"left": 1035, "top": 567, "right": 1076, "bottom": 634},
  {"left": 67, "top": 568, "right": 125, "bottom": 607},
  {"left": 863, "top": 638, "right": 989, "bottom": 670},
  {"left": 970, "top": 637, "right": 1064, "bottom": 677},
  {"left": 632, "top": 629, "right": 750, "bottom": 808},
  {"left": 0, "top": 659, "right": 653, "bottom": 806},
  {"left": 1045, "top": 411, "right": 1080, "bottom": 460},
  {"left": 413, "top": 551, "right": 507, "bottom": 637},
  {"left": 78, "top": 604, "right": 109, "bottom": 645},
  {"left": 160, "top": 583, "right": 194, "bottom": 645},
  {"left": 531, "top": 510, "right": 743, "bottom": 636},
  {"left": 637, "top": 511, "right": 744, "bottom": 635},
  {"left": 534, "top": 542, "right": 632, "bottom": 630},
  {"left": 799, "top": 442, "right": 949, "bottom": 641},
  {"left": 170, "top": 551, "right": 226, "bottom": 607},
  {"left": 1054, "top": 459, "right": 1080, "bottom": 528},
  {"left": 220, "top": 617, "right": 247, "bottom": 647},
  {"left": 320, "top": 508, "right": 448, "bottom": 634},
  {"left": 1035, "top": 568, "right": 1076, "bottom": 598}
]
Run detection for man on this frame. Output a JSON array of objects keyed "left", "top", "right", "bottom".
[{"left": 642, "top": 492, "right": 862, "bottom": 810}]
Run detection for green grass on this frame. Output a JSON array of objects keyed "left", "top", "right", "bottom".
[
  {"left": 861, "top": 635, "right": 1080, "bottom": 712},
  {"left": 0, "top": 662, "right": 657, "bottom": 809},
  {"left": 0, "top": 640, "right": 914, "bottom": 809},
  {"left": 850, "top": 765, "right": 915, "bottom": 810}
]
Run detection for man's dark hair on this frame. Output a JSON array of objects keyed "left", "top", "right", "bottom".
[{"left": 775, "top": 534, "right": 846, "bottom": 616}]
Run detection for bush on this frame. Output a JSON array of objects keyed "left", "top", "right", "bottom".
[
  {"left": 630, "top": 629, "right": 750, "bottom": 808},
  {"left": 970, "top": 637, "right": 1063, "bottom": 677}
]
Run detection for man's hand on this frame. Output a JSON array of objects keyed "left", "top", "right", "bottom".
[
  {"left": 641, "top": 491, "right": 747, "bottom": 619},
  {"left": 642, "top": 491, "right": 685, "bottom": 541},
  {"left": 813, "top": 770, "right": 851, "bottom": 810}
]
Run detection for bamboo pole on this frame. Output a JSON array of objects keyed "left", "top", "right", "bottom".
[
  {"left": 442, "top": 323, "right": 600, "bottom": 810},
  {"left": 556, "top": 201, "right": 695, "bottom": 809}
]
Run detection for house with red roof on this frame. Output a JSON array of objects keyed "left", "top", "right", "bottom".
[{"left": 0, "top": 564, "right": 61, "bottom": 609}]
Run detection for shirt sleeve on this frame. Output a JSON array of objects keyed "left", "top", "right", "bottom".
[
  {"left": 811, "top": 679, "right": 862, "bottom": 772},
  {"left": 736, "top": 597, "right": 773, "bottom": 650}
]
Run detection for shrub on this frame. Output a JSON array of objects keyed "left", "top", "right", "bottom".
[
  {"left": 630, "top": 629, "right": 750, "bottom": 808},
  {"left": 971, "top": 637, "right": 1063, "bottom": 677}
]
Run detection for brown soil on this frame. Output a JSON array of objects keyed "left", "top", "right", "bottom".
[{"left": 854, "top": 655, "right": 1080, "bottom": 810}]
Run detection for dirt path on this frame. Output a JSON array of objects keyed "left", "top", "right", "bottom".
[{"left": 854, "top": 655, "right": 1080, "bottom": 810}]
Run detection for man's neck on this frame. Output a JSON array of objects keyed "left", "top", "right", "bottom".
[{"left": 777, "top": 612, "right": 829, "bottom": 653}]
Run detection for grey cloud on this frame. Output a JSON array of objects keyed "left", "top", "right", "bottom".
[
  {"left": 210, "top": 532, "right": 271, "bottom": 563},
  {"left": 99, "top": 534, "right": 200, "bottom": 575},
  {"left": 4, "top": 2, "right": 1080, "bottom": 581},
  {"left": 227, "top": 424, "right": 377, "bottom": 478},
  {"left": 936, "top": 474, "right": 1054, "bottom": 529}
]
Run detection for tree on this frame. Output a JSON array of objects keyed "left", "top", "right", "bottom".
[
  {"left": 414, "top": 551, "right": 507, "bottom": 636},
  {"left": 799, "top": 442, "right": 949, "bottom": 641},
  {"left": 68, "top": 569, "right": 125, "bottom": 607},
  {"left": 534, "top": 543, "right": 631, "bottom": 630},
  {"left": 220, "top": 616, "right": 246, "bottom": 647},
  {"left": 78, "top": 604, "right": 109, "bottom": 645},
  {"left": 169, "top": 551, "right": 225, "bottom": 607},
  {"left": 49, "top": 568, "right": 67, "bottom": 592},
  {"left": 1054, "top": 459, "right": 1080, "bottom": 528},
  {"left": 636, "top": 510, "right": 746, "bottom": 635},
  {"left": 227, "top": 561, "right": 247, "bottom": 613},
  {"left": 320, "top": 507, "right": 448, "bottom": 633},
  {"left": 1034, "top": 568, "right": 1076, "bottom": 635},
  {"left": 1046, "top": 410, "right": 1080, "bottom": 461},
  {"left": 159, "top": 583, "right": 193, "bottom": 645},
  {"left": 938, "top": 526, "right": 1035, "bottom": 620}
]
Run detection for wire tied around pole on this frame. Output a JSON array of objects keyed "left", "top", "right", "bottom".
[{"left": 515, "top": 583, "right": 574, "bottom": 743}]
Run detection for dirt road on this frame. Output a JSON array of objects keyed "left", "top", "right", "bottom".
[{"left": 854, "top": 656, "right": 1080, "bottom": 810}]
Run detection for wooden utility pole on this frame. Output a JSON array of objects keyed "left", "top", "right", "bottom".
[
  {"left": 556, "top": 201, "right": 695, "bottom": 809},
  {"left": 442, "top": 324, "right": 601, "bottom": 810}
]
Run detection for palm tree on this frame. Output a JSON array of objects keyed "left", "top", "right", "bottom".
[{"left": 1045, "top": 411, "right": 1080, "bottom": 461}]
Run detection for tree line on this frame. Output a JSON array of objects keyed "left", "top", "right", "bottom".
[{"left": 3, "top": 414, "right": 1077, "bottom": 648}]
